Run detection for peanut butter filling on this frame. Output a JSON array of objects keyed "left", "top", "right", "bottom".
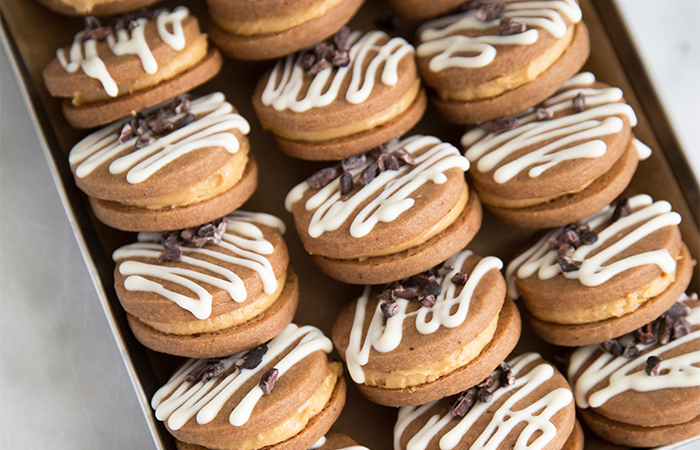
[
  {"left": 72, "top": 35, "right": 208, "bottom": 106},
  {"left": 526, "top": 270, "right": 676, "bottom": 325},
  {"left": 438, "top": 25, "right": 575, "bottom": 102},
  {"left": 120, "top": 144, "right": 249, "bottom": 210},
  {"left": 477, "top": 177, "right": 595, "bottom": 209},
  {"left": 142, "top": 273, "right": 285, "bottom": 335},
  {"left": 213, "top": 0, "right": 345, "bottom": 36},
  {"left": 264, "top": 80, "right": 422, "bottom": 142},
  {"left": 220, "top": 362, "right": 342, "bottom": 450},
  {"left": 363, "top": 315, "right": 499, "bottom": 389}
]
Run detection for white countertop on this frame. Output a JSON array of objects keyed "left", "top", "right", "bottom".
[{"left": 1, "top": 1, "right": 698, "bottom": 449}]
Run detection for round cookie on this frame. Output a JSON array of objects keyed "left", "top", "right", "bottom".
[
  {"left": 152, "top": 324, "right": 346, "bottom": 450},
  {"left": 43, "top": 7, "right": 222, "bottom": 128},
  {"left": 394, "top": 352, "right": 581, "bottom": 450},
  {"left": 386, "top": 0, "right": 468, "bottom": 20},
  {"left": 332, "top": 250, "right": 521, "bottom": 406},
  {"left": 506, "top": 194, "right": 695, "bottom": 346},
  {"left": 34, "top": 0, "right": 161, "bottom": 16},
  {"left": 207, "top": 0, "right": 364, "bottom": 61},
  {"left": 310, "top": 432, "right": 370, "bottom": 450},
  {"left": 568, "top": 294, "right": 700, "bottom": 447},
  {"left": 285, "top": 135, "right": 481, "bottom": 285},
  {"left": 415, "top": 0, "right": 589, "bottom": 124},
  {"left": 462, "top": 72, "right": 649, "bottom": 228},
  {"left": 69, "top": 92, "right": 257, "bottom": 232},
  {"left": 253, "top": 29, "right": 426, "bottom": 161},
  {"left": 112, "top": 211, "right": 298, "bottom": 358}
]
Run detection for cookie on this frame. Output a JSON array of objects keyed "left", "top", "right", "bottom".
[
  {"left": 506, "top": 194, "right": 695, "bottom": 346},
  {"left": 152, "top": 324, "right": 346, "bottom": 450},
  {"left": 252, "top": 29, "right": 426, "bottom": 161},
  {"left": 415, "top": 0, "right": 589, "bottom": 124},
  {"left": 462, "top": 72, "right": 650, "bottom": 228},
  {"left": 43, "top": 7, "right": 222, "bottom": 128},
  {"left": 567, "top": 294, "right": 700, "bottom": 447},
  {"left": 112, "top": 211, "right": 298, "bottom": 358},
  {"left": 207, "top": 0, "right": 364, "bottom": 61},
  {"left": 34, "top": 0, "right": 161, "bottom": 16},
  {"left": 394, "top": 352, "right": 581, "bottom": 450},
  {"left": 310, "top": 432, "right": 369, "bottom": 449},
  {"left": 332, "top": 250, "right": 521, "bottom": 406},
  {"left": 69, "top": 92, "right": 257, "bottom": 232},
  {"left": 385, "top": 0, "right": 468, "bottom": 20},
  {"left": 285, "top": 135, "right": 481, "bottom": 285}
]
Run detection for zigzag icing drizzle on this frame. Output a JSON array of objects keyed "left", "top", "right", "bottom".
[
  {"left": 568, "top": 294, "right": 700, "bottom": 409},
  {"left": 261, "top": 30, "right": 414, "bottom": 112},
  {"left": 394, "top": 353, "right": 573, "bottom": 450},
  {"left": 505, "top": 194, "right": 681, "bottom": 298},
  {"left": 112, "top": 211, "right": 285, "bottom": 320},
  {"left": 416, "top": 0, "right": 582, "bottom": 71},
  {"left": 57, "top": 7, "right": 190, "bottom": 97},
  {"left": 152, "top": 324, "right": 332, "bottom": 429},
  {"left": 69, "top": 92, "right": 250, "bottom": 183},
  {"left": 285, "top": 135, "right": 470, "bottom": 238},
  {"left": 462, "top": 72, "right": 641, "bottom": 183},
  {"left": 345, "top": 251, "right": 503, "bottom": 384}
]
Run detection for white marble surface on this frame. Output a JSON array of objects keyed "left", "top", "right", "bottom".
[{"left": 0, "top": 2, "right": 698, "bottom": 450}]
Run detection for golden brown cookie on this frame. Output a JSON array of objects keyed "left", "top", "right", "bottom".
[
  {"left": 386, "top": 0, "right": 467, "bottom": 20},
  {"left": 207, "top": 0, "right": 364, "bottom": 60},
  {"left": 394, "top": 353, "right": 579, "bottom": 450},
  {"left": 462, "top": 72, "right": 650, "bottom": 228},
  {"left": 152, "top": 324, "right": 346, "bottom": 450},
  {"left": 69, "top": 93, "right": 257, "bottom": 232},
  {"left": 568, "top": 294, "right": 700, "bottom": 447},
  {"left": 285, "top": 135, "right": 481, "bottom": 285},
  {"left": 34, "top": 0, "right": 161, "bottom": 16},
  {"left": 332, "top": 250, "right": 521, "bottom": 407},
  {"left": 43, "top": 7, "right": 221, "bottom": 128},
  {"left": 253, "top": 28, "right": 426, "bottom": 161},
  {"left": 113, "top": 212, "right": 298, "bottom": 358},
  {"left": 309, "top": 432, "right": 369, "bottom": 450},
  {"left": 415, "top": 0, "right": 589, "bottom": 124},
  {"left": 507, "top": 194, "right": 695, "bottom": 346}
]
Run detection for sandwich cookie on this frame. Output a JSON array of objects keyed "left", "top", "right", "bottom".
[
  {"left": 394, "top": 353, "right": 582, "bottom": 450},
  {"left": 415, "top": 0, "right": 589, "bottom": 124},
  {"left": 285, "top": 135, "right": 481, "bottom": 285},
  {"left": 462, "top": 72, "right": 650, "bottom": 228},
  {"left": 385, "top": 0, "right": 471, "bottom": 20},
  {"left": 152, "top": 324, "right": 346, "bottom": 450},
  {"left": 253, "top": 29, "right": 426, "bottom": 161},
  {"left": 112, "top": 211, "right": 298, "bottom": 358},
  {"left": 207, "top": 0, "right": 364, "bottom": 60},
  {"left": 43, "top": 7, "right": 222, "bottom": 128},
  {"left": 568, "top": 294, "right": 700, "bottom": 447},
  {"left": 506, "top": 194, "right": 695, "bottom": 346},
  {"left": 332, "top": 250, "right": 521, "bottom": 406},
  {"left": 309, "top": 432, "right": 370, "bottom": 450},
  {"left": 34, "top": 0, "right": 161, "bottom": 16},
  {"left": 69, "top": 92, "right": 257, "bottom": 232}
]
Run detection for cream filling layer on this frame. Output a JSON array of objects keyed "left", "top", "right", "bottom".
[
  {"left": 476, "top": 177, "right": 594, "bottom": 209},
  {"left": 142, "top": 274, "right": 285, "bottom": 335},
  {"left": 219, "top": 362, "right": 342, "bottom": 450},
  {"left": 362, "top": 314, "right": 499, "bottom": 389},
  {"left": 72, "top": 35, "right": 208, "bottom": 106},
  {"left": 120, "top": 146, "right": 248, "bottom": 210},
  {"left": 213, "top": 0, "right": 345, "bottom": 36},
  {"left": 437, "top": 25, "right": 575, "bottom": 102},
  {"left": 264, "top": 80, "right": 422, "bottom": 142},
  {"left": 525, "top": 270, "right": 676, "bottom": 325}
]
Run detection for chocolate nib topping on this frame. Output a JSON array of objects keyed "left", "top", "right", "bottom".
[
  {"left": 536, "top": 108, "right": 554, "bottom": 121},
  {"left": 611, "top": 199, "right": 632, "bottom": 223},
  {"left": 185, "top": 359, "right": 224, "bottom": 383},
  {"left": 451, "top": 272, "right": 468, "bottom": 286},
  {"left": 117, "top": 96, "right": 194, "bottom": 144},
  {"left": 302, "top": 26, "right": 352, "bottom": 76},
  {"left": 156, "top": 217, "right": 228, "bottom": 262},
  {"left": 481, "top": 117, "right": 519, "bottom": 134},
  {"left": 451, "top": 388, "right": 475, "bottom": 418},
  {"left": 450, "top": 362, "right": 514, "bottom": 418},
  {"left": 259, "top": 368, "right": 279, "bottom": 394},
  {"left": 307, "top": 167, "right": 340, "bottom": 189},
  {"left": 235, "top": 344, "right": 268, "bottom": 370},
  {"left": 573, "top": 92, "right": 586, "bottom": 112},
  {"left": 498, "top": 18, "right": 527, "bottom": 35},
  {"left": 419, "top": 295, "right": 436, "bottom": 308},
  {"left": 81, "top": 16, "right": 112, "bottom": 41},
  {"left": 358, "top": 162, "right": 379, "bottom": 186},
  {"left": 341, "top": 153, "right": 367, "bottom": 171},
  {"left": 645, "top": 356, "right": 662, "bottom": 376},
  {"left": 381, "top": 300, "right": 399, "bottom": 318},
  {"left": 339, "top": 172, "right": 354, "bottom": 195},
  {"left": 632, "top": 301, "right": 692, "bottom": 348},
  {"left": 548, "top": 220, "right": 598, "bottom": 272},
  {"left": 393, "top": 148, "right": 415, "bottom": 165},
  {"left": 475, "top": 2, "right": 506, "bottom": 21},
  {"left": 600, "top": 339, "right": 624, "bottom": 357}
]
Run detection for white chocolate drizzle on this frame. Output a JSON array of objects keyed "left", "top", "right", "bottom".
[
  {"left": 261, "top": 30, "right": 414, "bottom": 112},
  {"left": 505, "top": 194, "right": 681, "bottom": 298},
  {"left": 151, "top": 324, "right": 333, "bottom": 429},
  {"left": 285, "top": 135, "right": 470, "bottom": 238},
  {"left": 112, "top": 211, "right": 284, "bottom": 320},
  {"left": 57, "top": 7, "right": 190, "bottom": 97},
  {"left": 416, "top": 0, "right": 582, "bottom": 71},
  {"left": 568, "top": 294, "right": 700, "bottom": 409},
  {"left": 69, "top": 92, "right": 250, "bottom": 183},
  {"left": 394, "top": 353, "right": 573, "bottom": 450},
  {"left": 345, "top": 251, "right": 503, "bottom": 384},
  {"left": 462, "top": 72, "right": 638, "bottom": 183}
]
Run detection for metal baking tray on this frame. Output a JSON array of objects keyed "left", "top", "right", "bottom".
[{"left": 1, "top": 0, "right": 698, "bottom": 448}]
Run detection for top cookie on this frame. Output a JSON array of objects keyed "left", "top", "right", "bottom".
[
  {"left": 415, "top": 0, "right": 589, "bottom": 124},
  {"left": 34, "top": 0, "right": 161, "bottom": 16},
  {"left": 386, "top": 0, "right": 470, "bottom": 20}
]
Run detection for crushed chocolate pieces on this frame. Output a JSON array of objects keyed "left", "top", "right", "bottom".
[
  {"left": 549, "top": 220, "right": 598, "bottom": 271},
  {"left": 451, "top": 388, "right": 475, "bottom": 418},
  {"left": 573, "top": 92, "right": 586, "bottom": 112},
  {"left": 393, "top": 148, "right": 415, "bottom": 165},
  {"left": 436, "top": 266, "right": 453, "bottom": 278},
  {"left": 658, "top": 316, "right": 673, "bottom": 345},
  {"left": 481, "top": 117, "right": 519, "bottom": 134},
  {"left": 84, "top": 16, "right": 102, "bottom": 30},
  {"left": 672, "top": 317, "right": 691, "bottom": 340},
  {"left": 132, "top": 117, "right": 148, "bottom": 136},
  {"left": 477, "top": 386, "right": 493, "bottom": 403},
  {"left": 622, "top": 343, "right": 641, "bottom": 358},
  {"left": 368, "top": 144, "right": 389, "bottom": 160},
  {"left": 600, "top": 339, "right": 624, "bottom": 357},
  {"left": 381, "top": 300, "right": 399, "bottom": 318},
  {"left": 150, "top": 119, "right": 173, "bottom": 135},
  {"left": 299, "top": 53, "right": 316, "bottom": 70},
  {"left": 81, "top": 16, "right": 112, "bottom": 41},
  {"left": 419, "top": 295, "right": 436, "bottom": 308},
  {"left": 358, "top": 162, "right": 379, "bottom": 186},
  {"left": 170, "top": 97, "right": 191, "bottom": 115},
  {"left": 560, "top": 229, "right": 582, "bottom": 248},
  {"left": 475, "top": 2, "right": 506, "bottom": 21},
  {"left": 375, "top": 14, "right": 400, "bottom": 30},
  {"left": 259, "top": 368, "right": 279, "bottom": 394},
  {"left": 185, "top": 359, "right": 224, "bottom": 383},
  {"left": 499, "top": 365, "right": 515, "bottom": 386},
  {"left": 118, "top": 123, "right": 134, "bottom": 144},
  {"left": 498, "top": 17, "right": 527, "bottom": 35},
  {"left": 645, "top": 356, "right": 662, "bottom": 376},
  {"left": 341, "top": 153, "right": 366, "bottom": 171},
  {"left": 413, "top": 272, "right": 436, "bottom": 288},
  {"left": 329, "top": 49, "right": 350, "bottom": 67},
  {"left": 333, "top": 26, "right": 351, "bottom": 52},
  {"left": 424, "top": 280, "right": 442, "bottom": 297},
  {"left": 235, "top": 344, "right": 268, "bottom": 370},
  {"left": 478, "top": 376, "right": 495, "bottom": 389},
  {"left": 303, "top": 27, "right": 353, "bottom": 75},
  {"left": 308, "top": 58, "right": 329, "bottom": 76},
  {"left": 156, "top": 218, "right": 228, "bottom": 262},
  {"left": 177, "top": 113, "right": 196, "bottom": 128},
  {"left": 557, "top": 244, "right": 582, "bottom": 272},
  {"left": 578, "top": 228, "right": 598, "bottom": 245},
  {"left": 394, "top": 287, "right": 419, "bottom": 300},
  {"left": 636, "top": 323, "right": 656, "bottom": 345},
  {"left": 339, "top": 172, "right": 354, "bottom": 195},
  {"left": 665, "top": 301, "right": 691, "bottom": 320},
  {"left": 611, "top": 199, "right": 632, "bottom": 223},
  {"left": 313, "top": 41, "right": 333, "bottom": 61},
  {"left": 307, "top": 167, "right": 340, "bottom": 189},
  {"left": 451, "top": 272, "right": 468, "bottom": 286},
  {"left": 377, "top": 153, "right": 400, "bottom": 172},
  {"left": 536, "top": 108, "right": 554, "bottom": 121},
  {"left": 135, "top": 135, "right": 155, "bottom": 149},
  {"left": 157, "top": 246, "right": 181, "bottom": 263}
]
